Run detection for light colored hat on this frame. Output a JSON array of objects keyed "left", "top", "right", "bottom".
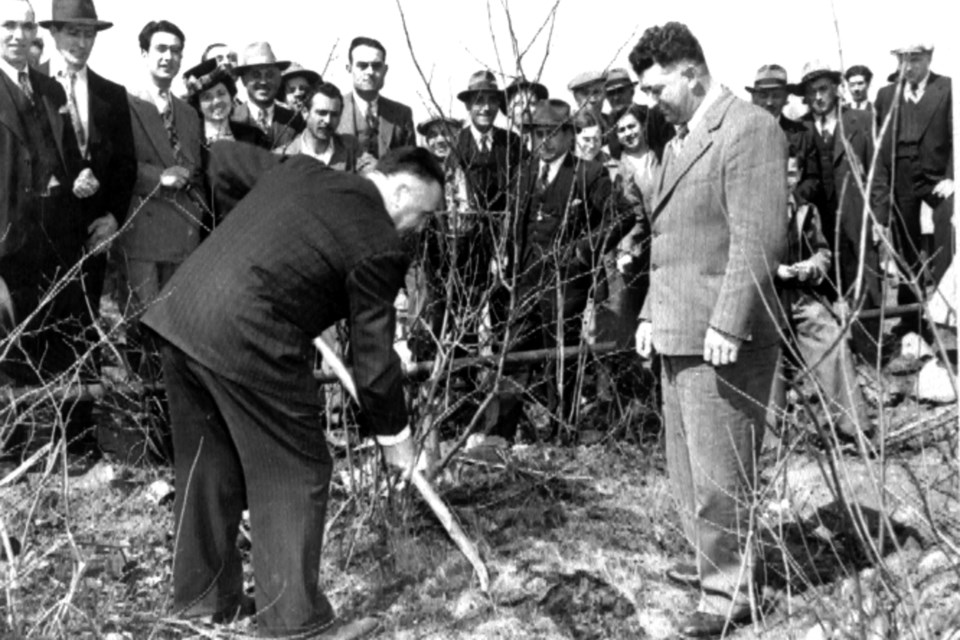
[
  {"left": 281, "top": 62, "right": 321, "bottom": 86},
  {"left": 567, "top": 70, "right": 606, "bottom": 92},
  {"left": 234, "top": 42, "right": 291, "bottom": 75},
  {"left": 891, "top": 42, "right": 934, "bottom": 55},
  {"left": 794, "top": 59, "right": 842, "bottom": 94}
]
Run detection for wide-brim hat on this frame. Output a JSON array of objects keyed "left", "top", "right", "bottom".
[
  {"left": 502, "top": 77, "right": 548, "bottom": 114},
  {"left": 523, "top": 99, "right": 572, "bottom": 130},
  {"left": 604, "top": 68, "right": 637, "bottom": 91},
  {"left": 39, "top": 0, "right": 112, "bottom": 30},
  {"left": 182, "top": 58, "right": 235, "bottom": 102},
  {"left": 745, "top": 64, "right": 791, "bottom": 93},
  {"left": 891, "top": 42, "right": 934, "bottom": 55},
  {"left": 457, "top": 70, "right": 505, "bottom": 106},
  {"left": 282, "top": 62, "right": 321, "bottom": 86},
  {"left": 234, "top": 42, "right": 291, "bottom": 75},
  {"left": 792, "top": 60, "right": 842, "bottom": 95},
  {"left": 416, "top": 115, "right": 463, "bottom": 137}
]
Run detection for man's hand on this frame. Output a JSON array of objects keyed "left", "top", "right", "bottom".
[
  {"left": 382, "top": 437, "right": 417, "bottom": 478},
  {"left": 703, "top": 327, "right": 741, "bottom": 366},
  {"left": 160, "top": 166, "right": 192, "bottom": 190},
  {"left": 776, "top": 264, "right": 796, "bottom": 280},
  {"left": 635, "top": 321, "right": 653, "bottom": 358},
  {"left": 72, "top": 168, "right": 100, "bottom": 199},
  {"left": 793, "top": 260, "right": 820, "bottom": 283},
  {"left": 933, "top": 178, "right": 955, "bottom": 200},
  {"left": 86, "top": 214, "right": 118, "bottom": 254},
  {"left": 616, "top": 253, "right": 634, "bottom": 274},
  {"left": 872, "top": 223, "right": 892, "bottom": 247}
]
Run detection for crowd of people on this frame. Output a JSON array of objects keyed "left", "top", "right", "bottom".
[{"left": 0, "top": 0, "right": 954, "bottom": 637}]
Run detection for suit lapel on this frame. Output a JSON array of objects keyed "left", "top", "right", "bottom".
[
  {"left": 36, "top": 71, "right": 68, "bottom": 171},
  {"left": 0, "top": 73, "right": 26, "bottom": 142},
  {"left": 129, "top": 89, "right": 176, "bottom": 167},
  {"left": 378, "top": 97, "right": 394, "bottom": 156},
  {"left": 655, "top": 94, "right": 729, "bottom": 214},
  {"left": 913, "top": 74, "right": 948, "bottom": 138},
  {"left": 86, "top": 70, "right": 108, "bottom": 148}
]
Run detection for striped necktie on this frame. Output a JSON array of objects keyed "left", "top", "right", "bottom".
[
  {"left": 17, "top": 70, "right": 34, "bottom": 104},
  {"left": 66, "top": 71, "right": 87, "bottom": 152}
]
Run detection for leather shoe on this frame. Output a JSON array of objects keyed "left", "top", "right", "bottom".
[
  {"left": 309, "top": 616, "right": 380, "bottom": 639},
  {"left": 677, "top": 609, "right": 751, "bottom": 637},
  {"left": 665, "top": 562, "right": 700, "bottom": 588}
]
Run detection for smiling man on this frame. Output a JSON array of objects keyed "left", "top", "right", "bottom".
[
  {"left": 336, "top": 36, "right": 414, "bottom": 159},
  {"left": 142, "top": 143, "right": 443, "bottom": 639},
  {"left": 631, "top": 21, "right": 786, "bottom": 637},
  {"left": 276, "top": 81, "right": 366, "bottom": 173},
  {"left": 231, "top": 41, "right": 303, "bottom": 149}
]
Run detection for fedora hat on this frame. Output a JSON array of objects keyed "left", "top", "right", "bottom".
[
  {"left": 793, "top": 60, "right": 842, "bottom": 94},
  {"left": 744, "top": 64, "right": 791, "bottom": 93},
  {"left": 891, "top": 41, "right": 934, "bottom": 55},
  {"left": 234, "top": 42, "right": 291, "bottom": 75},
  {"left": 504, "top": 77, "right": 549, "bottom": 102},
  {"left": 457, "top": 70, "right": 505, "bottom": 106},
  {"left": 604, "top": 68, "right": 637, "bottom": 91},
  {"left": 523, "top": 99, "right": 573, "bottom": 130},
  {"left": 417, "top": 115, "right": 462, "bottom": 137},
  {"left": 282, "top": 62, "right": 322, "bottom": 87},
  {"left": 39, "top": 0, "right": 112, "bottom": 30}
]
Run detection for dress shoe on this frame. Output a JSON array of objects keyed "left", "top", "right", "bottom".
[
  {"left": 309, "top": 616, "right": 380, "bottom": 639},
  {"left": 677, "top": 608, "right": 751, "bottom": 637},
  {"left": 665, "top": 562, "right": 700, "bottom": 588}
]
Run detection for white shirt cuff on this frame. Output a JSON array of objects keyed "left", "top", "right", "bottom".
[{"left": 375, "top": 426, "right": 411, "bottom": 447}]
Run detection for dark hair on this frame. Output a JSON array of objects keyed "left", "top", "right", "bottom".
[
  {"left": 616, "top": 103, "right": 649, "bottom": 128},
  {"left": 844, "top": 64, "right": 873, "bottom": 83},
  {"left": 201, "top": 42, "right": 227, "bottom": 62},
  {"left": 573, "top": 109, "right": 602, "bottom": 132},
  {"left": 305, "top": 82, "right": 343, "bottom": 113},
  {"left": 30, "top": 37, "right": 43, "bottom": 50},
  {"left": 138, "top": 20, "right": 185, "bottom": 53},
  {"left": 187, "top": 72, "right": 237, "bottom": 112},
  {"left": 376, "top": 146, "right": 445, "bottom": 189},
  {"left": 629, "top": 21, "right": 706, "bottom": 76},
  {"left": 348, "top": 36, "right": 386, "bottom": 63}
]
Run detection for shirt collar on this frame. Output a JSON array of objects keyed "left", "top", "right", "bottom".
[
  {"left": 248, "top": 101, "right": 275, "bottom": 123},
  {"left": 911, "top": 71, "right": 931, "bottom": 92},
  {"left": 470, "top": 124, "right": 493, "bottom": 147},
  {"left": 49, "top": 55, "right": 87, "bottom": 81},
  {"left": 540, "top": 151, "right": 568, "bottom": 185},
  {"left": 0, "top": 57, "right": 26, "bottom": 85},
  {"left": 299, "top": 130, "right": 337, "bottom": 164},
  {"left": 355, "top": 93, "right": 379, "bottom": 118},
  {"left": 682, "top": 81, "right": 724, "bottom": 137}
]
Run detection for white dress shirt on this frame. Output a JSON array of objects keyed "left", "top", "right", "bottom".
[
  {"left": 672, "top": 81, "right": 724, "bottom": 153},
  {"left": 815, "top": 110, "right": 838, "bottom": 137},
  {"left": 248, "top": 101, "right": 275, "bottom": 128},
  {"left": 470, "top": 124, "right": 494, "bottom": 152},
  {"left": 298, "top": 130, "right": 336, "bottom": 165},
  {"left": 906, "top": 71, "right": 931, "bottom": 103},
  {"left": 50, "top": 57, "right": 89, "bottom": 137},
  {"left": 0, "top": 56, "right": 25, "bottom": 87}
]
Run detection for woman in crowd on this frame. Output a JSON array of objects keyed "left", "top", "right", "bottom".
[{"left": 572, "top": 109, "right": 612, "bottom": 165}]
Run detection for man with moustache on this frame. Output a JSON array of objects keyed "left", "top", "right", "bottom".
[
  {"left": 337, "top": 36, "right": 414, "bottom": 159},
  {"left": 40, "top": 0, "right": 136, "bottom": 453},
  {"left": 276, "top": 82, "right": 365, "bottom": 173},
  {"left": 231, "top": 41, "right": 303, "bottom": 149}
]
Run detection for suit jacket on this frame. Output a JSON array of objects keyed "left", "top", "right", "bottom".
[
  {"left": 511, "top": 153, "right": 615, "bottom": 316},
  {"left": 0, "top": 67, "right": 78, "bottom": 261},
  {"left": 231, "top": 101, "right": 304, "bottom": 150},
  {"left": 120, "top": 87, "right": 204, "bottom": 262},
  {"left": 275, "top": 131, "right": 363, "bottom": 172},
  {"left": 872, "top": 72, "right": 953, "bottom": 223},
  {"left": 641, "top": 89, "right": 787, "bottom": 354},
  {"left": 336, "top": 92, "right": 414, "bottom": 158},
  {"left": 142, "top": 146, "right": 409, "bottom": 437},
  {"left": 448, "top": 126, "right": 524, "bottom": 213}
]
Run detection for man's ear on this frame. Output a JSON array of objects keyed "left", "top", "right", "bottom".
[{"left": 382, "top": 63, "right": 389, "bottom": 80}]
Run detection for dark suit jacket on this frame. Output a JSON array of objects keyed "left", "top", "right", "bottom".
[
  {"left": 448, "top": 126, "right": 524, "bottom": 213},
  {"left": 231, "top": 101, "right": 305, "bottom": 150},
  {"left": 0, "top": 67, "right": 77, "bottom": 260},
  {"left": 142, "top": 146, "right": 409, "bottom": 437},
  {"left": 511, "top": 153, "right": 614, "bottom": 317},
  {"left": 872, "top": 72, "right": 953, "bottom": 223},
  {"left": 120, "top": 87, "right": 204, "bottom": 262},
  {"left": 336, "top": 92, "right": 414, "bottom": 158},
  {"left": 641, "top": 90, "right": 787, "bottom": 354},
  {"left": 274, "top": 132, "right": 363, "bottom": 172}
]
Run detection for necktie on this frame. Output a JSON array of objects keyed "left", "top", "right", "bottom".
[
  {"left": 535, "top": 161, "right": 551, "bottom": 196},
  {"left": 479, "top": 134, "right": 491, "bottom": 155},
  {"left": 17, "top": 70, "right": 33, "bottom": 104},
  {"left": 673, "top": 123, "right": 688, "bottom": 154},
  {"left": 160, "top": 91, "right": 188, "bottom": 166},
  {"left": 67, "top": 71, "right": 87, "bottom": 152},
  {"left": 257, "top": 107, "right": 270, "bottom": 132},
  {"left": 908, "top": 82, "right": 920, "bottom": 103},
  {"left": 364, "top": 101, "right": 379, "bottom": 156}
]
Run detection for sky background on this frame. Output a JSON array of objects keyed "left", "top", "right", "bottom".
[{"left": 31, "top": 0, "right": 956, "bottom": 129}]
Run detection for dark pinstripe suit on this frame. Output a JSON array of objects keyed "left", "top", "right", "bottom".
[{"left": 142, "top": 145, "right": 409, "bottom": 634}]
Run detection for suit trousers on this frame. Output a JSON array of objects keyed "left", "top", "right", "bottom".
[
  {"left": 160, "top": 342, "right": 336, "bottom": 637},
  {"left": 661, "top": 345, "right": 778, "bottom": 613}
]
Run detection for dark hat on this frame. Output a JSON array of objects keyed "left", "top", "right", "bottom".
[
  {"left": 844, "top": 64, "right": 873, "bottom": 82},
  {"left": 524, "top": 99, "right": 573, "bottom": 130},
  {"left": 183, "top": 58, "right": 235, "bottom": 103},
  {"left": 457, "top": 70, "right": 505, "bottom": 105},
  {"left": 282, "top": 62, "right": 321, "bottom": 86},
  {"left": 504, "top": 77, "right": 549, "bottom": 102},
  {"left": 567, "top": 70, "right": 606, "bottom": 92},
  {"left": 234, "top": 42, "right": 291, "bottom": 75},
  {"left": 744, "top": 64, "right": 791, "bottom": 93},
  {"left": 417, "top": 115, "right": 462, "bottom": 137},
  {"left": 604, "top": 68, "right": 637, "bottom": 91},
  {"left": 793, "top": 60, "right": 842, "bottom": 94},
  {"left": 39, "top": 0, "right": 112, "bottom": 30}
]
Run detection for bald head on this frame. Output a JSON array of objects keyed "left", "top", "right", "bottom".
[{"left": 0, "top": 0, "right": 36, "bottom": 69}]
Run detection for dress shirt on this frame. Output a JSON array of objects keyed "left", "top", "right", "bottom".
[
  {"left": 204, "top": 119, "right": 234, "bottom": 144},
  {"left": 355, "top": 94, "right": 379, "bottom": 122},
  {"left": 248, "top": 101, "right": 275, "bottom": 127},
  {"left": 50, "top": 56, "right": 89, "bottom": 144},
  {"left": 852, "top": 100, "right": 871, "bottom": 111},
  {"left": 906, "top": 71, "right": 930, "bottom": 103},
  {"left": 672, "top": 81, "right": 723, "bottom": 153},
  {"left": 145, "top": 83, "right": 172, "bottom": 113},
  {"left": 815, "top": 110, "right": 838, "bottom": 137},
  {"left": 470, "top": 124, "right": 494, "bottom": 153},
  {"left": 538, "top": 151, "right": 568, "bottom": 188},
  {"left": 297, "top": 130, "right": 336, "bottom": 165},
  {"left": 0, "top": 56, "right": 26, "bottom": 89}
]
